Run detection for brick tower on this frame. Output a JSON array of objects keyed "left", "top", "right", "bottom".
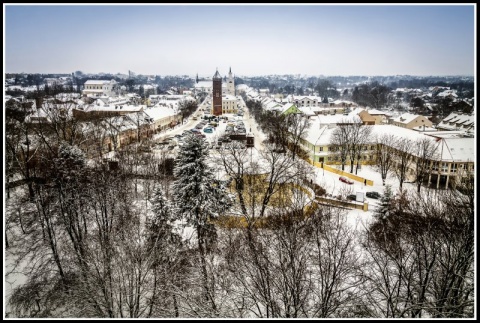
[{"left": 212, "top": 68, "right": 222, "bottom": 116}]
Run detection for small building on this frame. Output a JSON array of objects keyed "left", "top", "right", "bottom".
[
  {"left": 392, "top": 113, "right": 433, "bottom": 130},
  {"left": 82, "top": 80, "right": 118, "bottom": 96}
]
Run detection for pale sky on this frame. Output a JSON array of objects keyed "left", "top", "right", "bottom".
[{"left": 4, "top": 4, "right": 476, "bottom": 77}]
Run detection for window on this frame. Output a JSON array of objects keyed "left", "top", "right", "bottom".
[
  {"left": 319, "top": 147, "right": 323, "bottom": 152},
  {"left": 451, "top": 163, "right": 457, "bottom": 173},
  {"left": 441, "top": 162, "right": 448, "bottom": 172}
]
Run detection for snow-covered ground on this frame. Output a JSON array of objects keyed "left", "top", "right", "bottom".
[
  {"left": 316, "top": 162, "right": 422, "bottom": 229},
  {"left": 149, "top": 106, "right": 421, "bottom": 232}
]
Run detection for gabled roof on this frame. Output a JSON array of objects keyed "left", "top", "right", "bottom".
[
  {"left": 280, "top": 103, "right": 299, "bottom": 114},
  {"left": 358, "top": 110, "right": 376, "bottom": 122},
  {"left": 393, "top": 113, "right": 424, "bottom": 124}
]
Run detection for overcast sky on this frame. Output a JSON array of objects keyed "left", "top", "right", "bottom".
[{"left": 4, "top": 4, "right": 476, "bottom": 77}]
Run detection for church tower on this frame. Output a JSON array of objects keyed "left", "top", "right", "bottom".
[
  {"left": 212, "top": 68, "right": 222, "bottom": 116},
  {"left": 227, "top": 67, "right": 235, "bottom": 96}
]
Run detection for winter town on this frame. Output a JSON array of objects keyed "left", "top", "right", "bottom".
[{"left": 4, "top": 4, "right": 475, "bottom": 319}]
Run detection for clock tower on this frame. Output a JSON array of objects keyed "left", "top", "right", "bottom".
[{"left": 212, "top": 68, "right": 222, "bottom": 116}]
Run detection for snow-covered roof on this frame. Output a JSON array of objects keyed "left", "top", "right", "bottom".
[
  {"left": 293, "top": 95, "right": 320, "bottom": 101},
  {"left": 437, "top": 112, "right": 475, "bottom": 130},
  {"left": 222, "top": 94, "right": 237, "bottom": 101},
  {"left": 331, "top": 99, "right": 357, "bottom": 106},
  {"left": 84, "top": 80, "right": 112, "bottom": 85},
  {"left": 25, "top": 107, "right": 51, "bottom": 123},
  {"left": 326, "top": 114, "right": 362, "bottom": 125},
  {"left": 411, "top": 125, "right": 437, "bottom": 132},
  {"left": 392, "top": 113, "right": 423, "bottom": 124},
  {"left": 85, "top": 104, "right": 145, "bottom": 112},
  {"left": 298, "top": 106, "right": 316, "bottom": 116},
  {"left": 195, "top": 81, "right": 212, "bottom": 88},
  {"left": 144, "top": 106, "right": 177, "bottom": 121},
  {"left": 436, "top": 137, "right": 474, "bottom": 162},
  {"left": 366, "top": 109, "right": 386, "bottom": 115},
  {"left": 437, "top": 89, "right": 458, "bottom": 98},
  {"left": 280, "top": 103, "right": 297, "bottom": 114}
]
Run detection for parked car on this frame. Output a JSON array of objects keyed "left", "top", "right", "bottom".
[
  {"left": 339, "top": 176, "right": 354, "bottom": 185},
  {"left": 203, "top": 127, "right": 213, "bottom": 133},
  {"left": 366, "top": 191, "right": 381, "bottom": 199},
  {"left": 347, "top": 194, "right": 357, "bottom": 201}
]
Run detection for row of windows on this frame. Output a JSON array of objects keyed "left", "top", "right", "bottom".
[
  {"left": 431, "top": 162, "right": 474, "bottom": 173},
  {"left": 318, "top": 145, "right": 376, "bottom": 152},
  {"left": 327, "top": 155, "right": 375, "bottom": 162},
  {"left": 87, "top": 85, "right": 110, "bottom": 90}
]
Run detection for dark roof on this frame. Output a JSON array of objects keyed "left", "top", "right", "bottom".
[{"left": 213, "top": 69, "right": 222, "bottom": 80}]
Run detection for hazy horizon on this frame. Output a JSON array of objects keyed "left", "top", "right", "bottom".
[{"left": 4, "top": 4, "right": 476, "bottom": 77}]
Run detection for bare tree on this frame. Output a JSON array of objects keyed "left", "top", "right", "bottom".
[
  {"left": 306, "top": 206, "right": 366, "bottom": 318},
  {"left": 330, "top": 124, "right": 350, "bottom": 171},
  {"left": 5, "top": 99, "right": 39, "bottom": 200},
  {"left": 412, "top": 137, "right": 438, "bottom": 193},
  {"left": 349, "top": 123, "right": 373, "bottom": 175},
  {"left": 375, "top": 133, "right": 397, "bottom": 185},
  {"left": 286, "top": 113, "right": 311, "bottom": 161},
  {"left": 392, "top": 137, "right": 414, "bottom": 191},
  {"left": 362, "top": 183, "right": 474, "bottom": 318}
]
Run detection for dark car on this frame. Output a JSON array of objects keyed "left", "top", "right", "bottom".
[
  {"left": 347, "top": 194, "right": 357, "bottom": 201},
  {"left": 366, "top": 191, "right": 381, "bottom": 199}
]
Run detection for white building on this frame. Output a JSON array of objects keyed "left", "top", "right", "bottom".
[
  {"left": 83, "top": 80, "right": 118, "bottom": 96},
  {"left": 226, "top": 67, "right": 235, "bottom": 96}
]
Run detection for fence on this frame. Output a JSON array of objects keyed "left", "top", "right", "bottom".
[{"left": 310, "top": 160, "right": 374, "bottom": 186}]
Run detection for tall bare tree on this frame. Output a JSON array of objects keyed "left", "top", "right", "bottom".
[
  {"left": 348, "top": 123, "right": 372, "bottom": 174},
  {"left": 375, "top": 133, "right": 397, "bottom": 185},
  {"left": 412, "top": 137, "right": 438, "bottom": 193},
  {"left": 286, "top": 113, "right": 311, "bottom": 161},
  {"left": 330, "top": 123, "right": 350, "bottom": 171},
  {"left": 392, "top": 137, "right": 414, "bottom": 191}
]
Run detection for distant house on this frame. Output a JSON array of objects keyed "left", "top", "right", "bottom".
[
  {"left": 365, "top": 109, "right": 388, "bottom": 125},
  {"left": 194, "top": 80, "right": 212, "bottom": 94},
  {"left": 279, "top": 103, "right": 301, "bottom": 116},
  {"left": 73, "top": 104, "right": 145, "bottom": 120},
  {"left": 259, "top": 88, "right": 270, "bottom": 97},
  {"left": 144, "top": 106, "right": 180, "bottom": 133},
  {"left": 293, "top": 96, "right": 320, "bottom": 107},
  {"left": 357, "top": 110, "right": 376, "bottom": 125},
  {"left": 82, "top": 80, "right": 118, "bottom": 96},
  {"left": 436, "top": 112, "right": 474, "bottom": 134},
  {"left": 392, "top": 113, "right": 433, "bottom": 130}
]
